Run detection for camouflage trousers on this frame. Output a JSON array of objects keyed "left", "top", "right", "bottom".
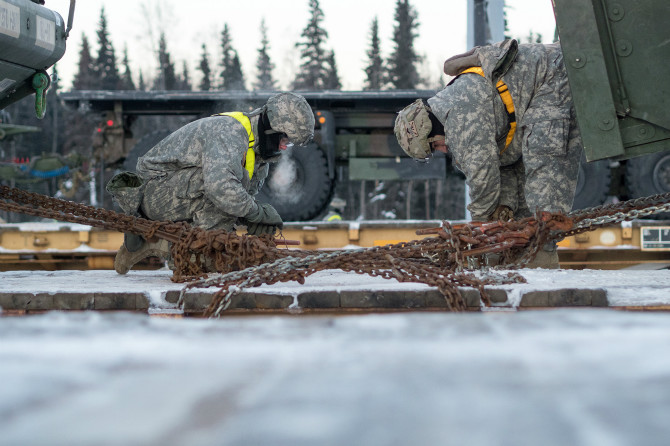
[
  {"left": 140, "top": 167, "right": 237, "bottom": 231},
  {"left": 512, "top": 111, "right": 583, "bottom": 217}
]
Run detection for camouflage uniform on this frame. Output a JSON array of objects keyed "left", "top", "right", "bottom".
[
  {"left": 428, "top": 40, "right": 583, "bottom": 220},
  {"left": 136, "top": 115, "right": 269, "bottom": 231}
]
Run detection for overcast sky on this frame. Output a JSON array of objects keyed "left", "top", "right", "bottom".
[{"left": 45, "top": 0, "right": 557, "bottom": 91}]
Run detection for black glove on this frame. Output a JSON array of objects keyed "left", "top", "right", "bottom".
[
  {"left": 245, "top": 202, "right": 283, "bottom": 228},
  {"left": 246, "top": 222, "right": 279, "bottom": 236}
]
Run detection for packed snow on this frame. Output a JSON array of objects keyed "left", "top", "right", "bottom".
[
  {"left": 2, "top": 267, "right": 670, "bottom": 312},
  {"left": 2, "top": 310, "right": 670, "bottom": 446},
  {"left": 2, "top": 266, "right": 670, "bottom": 445}
]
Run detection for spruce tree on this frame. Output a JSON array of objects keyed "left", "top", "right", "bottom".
[
  {"left": 198, "top": 43, "right": 212, "bottom": 91},
  {"left": 72, "top": 34, "right": 96, "bottom": 90},
  {"left": 154, "top": 32, "right": 178, "bottom": 90},
  {"left": 324, "top": 50, "right": 341, "bottom": 90},
  {"left": 94, "top": 7, "right": 120, "bottom": 90},
  {"left": 254, "top": 19, "right": 276, "bottom": 90},
  {"left": 64, "top": 56, "right": 97, "bottom": 184},
  {"left": 293, "top": 0, "right": 329, "bottom": 90},
  {"left": 138, "top": 70, "right": 146, "bottom": 91},
  {"left": 525, "top": 31, "right": 543, "bottom": 43},
  {"left": 218, "top": 24, "right": 232, "bottom": 88},
  {"left": 179, "top": 61, "right": 192, "bottom": 90},
  {"left": 219, "top": 24, "right": 246, "bottom": 90},
  {"left": 228, "top": 52, "right": 246, "bottom": 90},
  {"left": 387, "top": 0, "right": 422, "bottom": 89},
  {"left": 363, "top": 17, "right": 384, "bottom": 90},
  {"left": 120, "top": 46, "right": 136, "bottom": 90}
]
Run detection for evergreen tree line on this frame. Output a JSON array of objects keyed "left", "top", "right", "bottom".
[{"left": 72, "top": 0, "right": 426, "bottom": 92}]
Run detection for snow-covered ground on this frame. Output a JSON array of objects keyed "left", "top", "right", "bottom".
[
  {"left": 2, "top": 267, "right": 670, "bottom": 445},
  {"left": 2, "top": 310, "right": 670, "bottom": 446},
  {"left": 2, "top": 268, "right": 670, "bottom": 310}
]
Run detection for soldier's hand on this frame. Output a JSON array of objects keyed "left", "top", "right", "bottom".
[
  {"left": 246, "top": 222, "right": 279, "bottom": 236},
  {"left": 245, "top": 202, "right": 283, "bottom": 228},
  {"left": 259, "top": 203, "right": 283, "bottom": 227},
  {"left": 489, "top": 205, "right": 514, "bottom": 222}
]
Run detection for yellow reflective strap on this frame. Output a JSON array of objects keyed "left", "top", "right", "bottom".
[
  {"left": 505, "top": 121, "right": 517, "bottom": 150},
  {"left": 245, "top": 148, "right": 255, "bottom": 180},
  {"left": 215, "top": 112, "right": 255, "bottom": 179},
  {"left": 460, "top": 66, "right": 486, "bottom": 76},
  {"left": 216, "top": 112, "right": 254, "bottom": 149},
  {"left": 494, "top": 81, "right": 516, "bottom": 150},
  {"left": 461, "top": 66, "right": 516, "bottom": 153},
  {"left": 327, "top": 214, "right": 342, "bottom": 222}
]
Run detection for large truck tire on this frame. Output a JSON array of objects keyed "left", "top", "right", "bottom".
[
  {"left": 571, "top": 152, "right": 611, "bottom": 211},
  {"left": 626, "top": 152, "right": 670, "bottom": 197},
  {"left": 123, "top": 129, "right": 173, "bottom": 172},
  {"left": 625, "top": 152, "right": 670, "bottom": 219},
  {"left": 256, "top": 143, "right": 335, "bottom": 221}
]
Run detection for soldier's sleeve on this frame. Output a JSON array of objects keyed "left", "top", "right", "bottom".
[
  {"left": 498, "top": 161, "right": 521, "bottom": 212},
  {"left": 443, "top": 85, "right": 502, "bottom": 221},
  {"left": 201, "top": 123, "right": 260, "bottom": 218},
  {"left": 248, "top": 162, "right": 269, "bottom": 196}
]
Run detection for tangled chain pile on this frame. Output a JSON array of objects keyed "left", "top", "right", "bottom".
[
  {"left": 0, "top": 185, "right": 285, "bottom": 282},
  {"left": 187, "top": 212, "right": 574, "bottom": 316}
]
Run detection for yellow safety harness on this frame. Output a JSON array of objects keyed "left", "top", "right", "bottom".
[
  {"left": 461, "top": 66, "right": 516, "bottom": 153},
  {"left": 215, "top": 112, "right": 256, "bottom": 179}
]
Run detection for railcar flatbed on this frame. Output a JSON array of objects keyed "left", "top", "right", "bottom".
[{"left": 1, "top": 220, "right": 669, "bottom": 271}]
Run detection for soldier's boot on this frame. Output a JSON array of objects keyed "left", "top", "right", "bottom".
[
  {"left": 115, "top": 234, "right": 170, "bottom": 275},
  {"left": 525, "top": 249, "right": 560, "bottom": 269}
]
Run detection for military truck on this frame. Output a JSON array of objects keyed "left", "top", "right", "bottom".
[
  {"left": 552, "top": 0, "right": 670, "bottom": 206},
  {"left": 0, "top": 0, "right": 75, "bottom": 118},
  {"left": 60, "top": 90, "right": 456, "bottom": 221}
]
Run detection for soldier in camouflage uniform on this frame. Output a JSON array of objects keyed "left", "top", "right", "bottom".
[
  {"left": 108, "top": 92, "right": 315, "bottom": 274},
  {"left": 395, "top": 40, "right": 583, "bottom": 268}
]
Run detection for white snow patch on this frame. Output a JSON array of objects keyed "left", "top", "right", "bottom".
[
  {"left": 146, "top": 289, "right": 176, "bottom": 310},
  {"left": 0, "top": 222, "right": 94, "bottom": 232},
  {"left": 501, "top": 287, "right": 524, "bottom": 307},
  {"left": 0, "top": 245, "right": 115, "bottom": 253}
]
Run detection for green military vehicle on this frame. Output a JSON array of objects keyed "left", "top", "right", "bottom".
[
  {"left": 0, "top": 0, "right": 74, "bottom": 118},
  {"left": 553, "top": 0, "right": 670, "bottom": 205}
]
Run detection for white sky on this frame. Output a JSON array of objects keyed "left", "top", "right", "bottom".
[{"left": 45, "top": 0, "right": 557, "bottom": 91}]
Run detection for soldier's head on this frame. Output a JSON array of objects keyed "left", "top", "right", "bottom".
[
  {"left": 394, "top": 99, "right": 447, "bottom": 162},
  {"left": 257, "top": 92, "right": 315, "bottom": 159}
]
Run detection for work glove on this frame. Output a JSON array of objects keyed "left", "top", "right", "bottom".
[
  {"left": 244, "top": 202, "right": 283, "bottom": 228},
  {"left": 488, "top": 205, "right": 514, "bottom": 222},
  {"left": 246, "top": 222, "right": 279, "bottom": 236}
]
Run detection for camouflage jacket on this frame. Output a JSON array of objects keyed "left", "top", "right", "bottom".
[
  {"left": 136, "top": 115, "right": 270, "bottom": 219},
  {"left": 428, "top": 40, "right": 572, "bottom": 220}
]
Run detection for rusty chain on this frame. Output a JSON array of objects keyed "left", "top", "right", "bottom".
[
  {"left": 193, "top": 211, "right": 574, "bottom": 316},
  {"left": 2, "top": 185, "right": 670, "bottom": 317},
  {"left": 0, "top": 185, "right": 286, "bottom": 282}
]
